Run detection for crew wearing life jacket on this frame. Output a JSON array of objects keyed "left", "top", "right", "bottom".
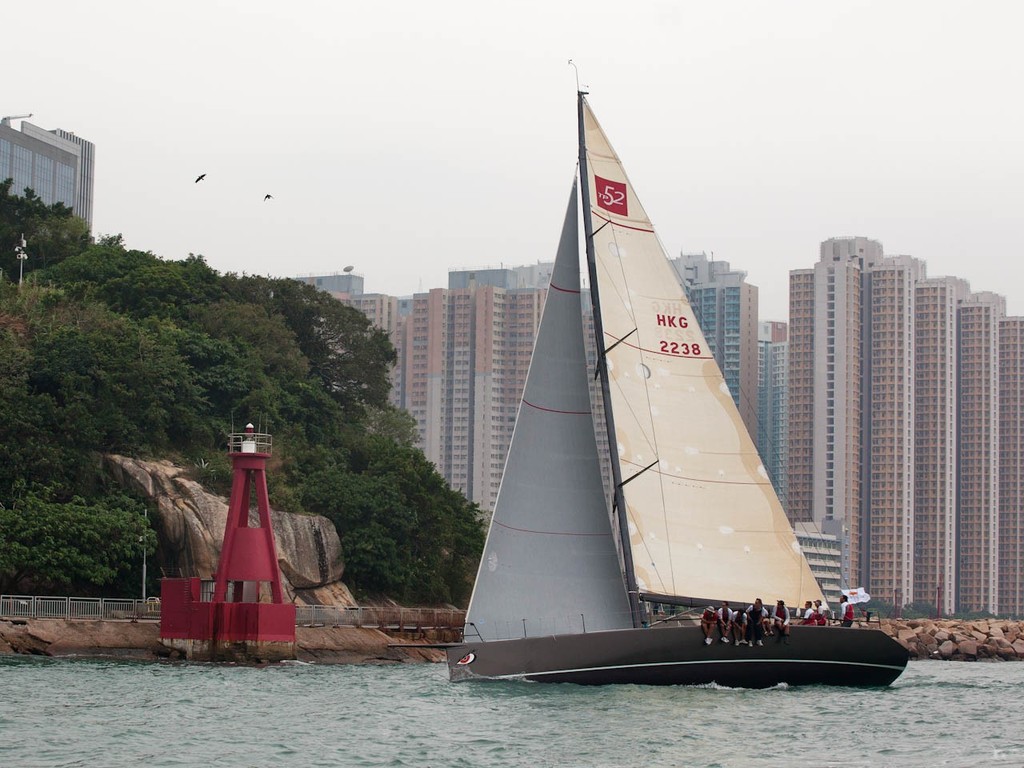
[
  {"left": 716, "top": 601, "right": 734, "bottom": 643},
  {"left": 773, "top": 599, "right": 791, "bottom": 642},
  {"left": 701, "top": 605, "right": 717, "bottom": 645},
  {"left": 839, "top": 595, "right": 855, "bottom": 627},
  {"left": 800, "top": 600, "right": 815, "bottom": 625},
  {"left": 813, "top": 599, "right": 828, "bottom": 625},
  {"left": 746, "top": 599, "right": 768, "bottom": 646}
]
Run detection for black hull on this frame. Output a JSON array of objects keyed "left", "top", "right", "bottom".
[{"left": 447, "top": 624, "right": 908, "bottom": 688}]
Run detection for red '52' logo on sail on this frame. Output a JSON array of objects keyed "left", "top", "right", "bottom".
[{"left": 595, "top": 176, "right": 628, "bottom": 216}]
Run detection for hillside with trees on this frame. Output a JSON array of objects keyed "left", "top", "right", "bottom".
[{"left": 0, "top": 180, "right": 484, "bottom": 605}]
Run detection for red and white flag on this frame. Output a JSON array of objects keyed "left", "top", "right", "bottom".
[{"left": 842, "top": 588, "right": 871, "bottom": 604}]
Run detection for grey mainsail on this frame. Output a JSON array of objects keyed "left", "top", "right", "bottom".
[{"left": 463, "top": 183, "right": 633, "bottom": 642}]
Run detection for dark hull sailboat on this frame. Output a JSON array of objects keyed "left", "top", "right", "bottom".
[
  {"left": 448, "top": 625, "right": 907, "bottom": 687},
  {"left": 447, "top": 91, "right": 908, "bottom": 688}
]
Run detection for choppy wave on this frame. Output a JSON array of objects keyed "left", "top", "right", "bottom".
[{"left": 1, "top": 658, "right": 1021, "bottom": 767}]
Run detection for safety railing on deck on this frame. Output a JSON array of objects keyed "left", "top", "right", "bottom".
[{"left": 1, "top": 595, "right": 464, "bottom": 631}]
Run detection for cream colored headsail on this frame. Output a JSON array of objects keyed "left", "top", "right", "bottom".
[{"left": 581, "top": 99, "right": 824, "bottom": 608}]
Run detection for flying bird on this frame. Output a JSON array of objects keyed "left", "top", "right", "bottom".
[
  {"left": 264, "top": 194, "right": 273, "bottom": 201},
  {"left": 195, "top": 174, "right": 206, "bottom": 183}
]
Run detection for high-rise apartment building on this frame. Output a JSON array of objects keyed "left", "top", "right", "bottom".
[
  {"left": 673, "top": 252, "right": 759, "bottom": 442},
  {"left": 390, "top": 268, "right": 547, "bottom": 511},
  {"left": 757, "top": 321, "right": 788, "bottom": 506},
  {"left": 957, "top": 292, "right": 1004, "bottom": 613},
  {"left": 788, "top": 237, "right": 882, "bottom": 586},
  {"left": 793, "top": 522, "right": 843, "bottom": 606},
  {"left": 862, "top": 255, "right": 924, "bottom": 607},
  {"left": 787, "top": 270, "right": 815, "bottom": 526},
  {"left": 914, "top": 277, "right": 968, "bottom": 615},
  {"left": 0, "top": 117, "right": 95, "bottom": 227},
  {"left": 999, "top": 317, "right": 1024, "bottom": 618}
]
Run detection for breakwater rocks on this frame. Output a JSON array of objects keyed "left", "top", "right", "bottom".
[{"left": 880, "top": 618, "right": 1024, "bottom": 661}]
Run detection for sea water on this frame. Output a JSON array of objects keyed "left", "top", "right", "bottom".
[{"left": 0, "top": 657, "right": 1020, "bottom": 768}]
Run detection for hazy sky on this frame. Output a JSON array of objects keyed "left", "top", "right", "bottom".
[{"left": 9, "top": 1, "right": 1023, "bottom": 319}]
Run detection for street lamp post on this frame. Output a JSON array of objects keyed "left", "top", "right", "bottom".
[
  {"left": 141, "top": 509, "right": 148, "bottom": 602},
  {"left": 15, "top": 234, "right": 28, "bottom": 286}
]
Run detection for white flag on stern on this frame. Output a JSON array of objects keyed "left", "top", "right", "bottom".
[{"left": 842, "top": 588, "right": 871, "bottom": 604}]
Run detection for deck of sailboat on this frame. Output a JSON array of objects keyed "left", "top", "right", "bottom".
[
  {"left": 455, "top": 94, "right": 909, "bottom": 691},
  {"left": 447, "top": 624, "right": 908, "bottom": 688}
]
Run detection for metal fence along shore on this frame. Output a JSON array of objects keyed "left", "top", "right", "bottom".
[{"left": 0, "top": 595, "right": 465, "bottom": 631}]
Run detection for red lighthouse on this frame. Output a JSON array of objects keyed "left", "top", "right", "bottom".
[{"left": 160, "top": 424, "right": 296, "bottom": 662}]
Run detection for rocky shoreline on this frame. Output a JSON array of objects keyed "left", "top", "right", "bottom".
[
  {"left": 879, "top": 617, "right": 1024, "bottom": 661},
  {"left": 0, "top": 618, "right": 445, "bottom": 664}
]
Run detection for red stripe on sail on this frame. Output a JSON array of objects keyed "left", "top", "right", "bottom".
[
  {"left": 523, "top": 398, "right": 591, "bottom": 416},
  {"left": 592, "top": 211, "right": 654, "bottom": 233},
  {"left": 549, "top": 282, "right": 581, "bottom": 294},
  {"left": 495, "top": 520, "right": 612, "bottom": 537}
]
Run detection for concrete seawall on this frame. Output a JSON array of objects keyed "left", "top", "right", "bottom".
[{"left": 0, "top": 618, "right": 445, "bottom": 664}]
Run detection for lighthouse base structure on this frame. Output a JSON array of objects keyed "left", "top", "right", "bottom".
[{"left": 160, "top": 577, "right": 296, "bottom": 663}]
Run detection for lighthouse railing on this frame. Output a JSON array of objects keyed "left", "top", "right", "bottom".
[{"left": 227, "top": 431, "right": 272, "bottom": 454}]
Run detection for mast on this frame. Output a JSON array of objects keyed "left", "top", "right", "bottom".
[{"left": 577, "top": 91, "right": 643, "bottom": 628}]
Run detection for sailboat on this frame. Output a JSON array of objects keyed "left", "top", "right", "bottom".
[{"left": 445, "top": 92, "right": 908, "bottom": 687}]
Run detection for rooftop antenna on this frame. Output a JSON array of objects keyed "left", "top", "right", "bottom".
[{"left": 1, "top": 113, "right": 32, "bottom": 126}]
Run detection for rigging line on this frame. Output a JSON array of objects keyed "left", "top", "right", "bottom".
[
  {"left": 603, "top": 327, "right": 638, "bottom": 356},
  {"left": 606, "top": 224, "right": 679, "bottom": 602},
  {"left": 615, "top": 498, "right": 669, "bottom": 594},
  {"left": 598, "top": 326, "right": 639, "bottom": 370},
  {"left": 592, "top": 219, "right": 611, "bottom": 237},
  {"left": 605, "top": 347, "right": 657, "bottom": 453},
  {"left": 594, "top": 326, "right": 638, "bottom": 380},
  {"left": 619, "top": 459, "right": 659, "bottom": 488},
  {"left": 617, "top": 457, "right": 774, "bottom": 487}
]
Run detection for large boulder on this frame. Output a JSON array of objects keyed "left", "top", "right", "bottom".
[
  {"left": 958, "top": 639, "right": 979, "bottom": 658},
  {"left": 105, "top": 455, "right": 350, "bottom": 606}
]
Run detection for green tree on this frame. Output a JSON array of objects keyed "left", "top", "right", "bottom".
[
  {"left": 224, "top": 276, "right": 395, "bottom": 414},
  {"left": 297, "top": 436, "right": 483, "bottom": 604},
  {"left": 0, "top": 490, "right": 155, "bottom": 594},
  {"left": 0, "top": 180, "right": 91, "bottom": 280}
]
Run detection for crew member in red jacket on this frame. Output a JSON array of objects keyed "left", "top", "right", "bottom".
[{"left": 839, "top": 595, "right": 856, "bottom": 627}]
